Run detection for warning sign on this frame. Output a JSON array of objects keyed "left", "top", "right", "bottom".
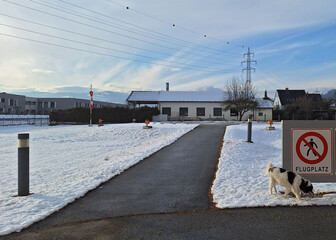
[{"left": 292, "top": 129, "right": 332, "bottom": 175}]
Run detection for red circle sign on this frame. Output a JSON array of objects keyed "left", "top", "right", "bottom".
[
  {"left": 89, "top": 91, "right": 93, "bottom": 96},
  {"left": 295, "top": 132, "right": 328, "bottom": 165}
]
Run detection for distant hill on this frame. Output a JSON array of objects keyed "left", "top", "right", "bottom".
[
  {"left": 322, "top": 89, "right": 336, "bottom": 100},
  {"left": 12, "top": 87, "right": 129, "bottom": 104}
]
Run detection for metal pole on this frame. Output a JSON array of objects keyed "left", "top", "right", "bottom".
[
  {"left": 18, "top": 133, "right": 29, "bottom": 196},
  {"left": 247, "top": 118, "right": 252, "bottom": 143},
  {"left": 89, "top": 84, "right": 93, "bottom": 126}
]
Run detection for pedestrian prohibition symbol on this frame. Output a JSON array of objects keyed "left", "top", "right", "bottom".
[
  {"left": 296, "top": 132, "right": 328, "bottom": 164},
  {"left": 292, "top": 129, "right": 332, "bottom": 175}
]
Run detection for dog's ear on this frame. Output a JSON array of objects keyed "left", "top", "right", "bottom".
[
  {"left": 267, "top": 162, "right": 274, "bottom": 169},
  {"left": 265, "top": 162, "right": 274, "bottom": 175}
]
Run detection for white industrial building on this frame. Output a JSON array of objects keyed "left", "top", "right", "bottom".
[{"left": 126, "top": 90, "right": 273, "bottom": 121}]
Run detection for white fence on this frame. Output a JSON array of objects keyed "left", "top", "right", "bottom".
[{"left": 0, "top": 115, "right": 49, "bottom": 126}]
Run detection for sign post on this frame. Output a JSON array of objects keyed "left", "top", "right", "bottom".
[
  {"left": 282, "top": 121, "right": 336, "bottom": 182},
  {"left": 89, "top": 84, "right": 93, "bottom": 127}
]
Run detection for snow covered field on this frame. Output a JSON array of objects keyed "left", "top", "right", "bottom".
[
  {"left": 2, "top": 122, "right": 336, "bottom": 236},
  {"left": 0, "top": 123, "right": 197, "bottom": 235},
  {"left": 212, "top": 122, "right": 336, "bottom": 208}
]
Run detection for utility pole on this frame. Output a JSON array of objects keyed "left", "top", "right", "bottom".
[{"left": 241, "top": 47, "right": 257, "bottom": 84}]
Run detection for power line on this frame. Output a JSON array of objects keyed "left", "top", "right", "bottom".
[
  {"left": 57, "top": 0, "right": 233, "bottom": 56},
  {"left": 105, "top": 0, "right": 244, "bottom": 56},
  {"left": 31, "top": 0, "right": 200, "bottom": 50},
  {"left": 0, "top": 32, "right": 237, "bottom": 73},
  {"left": 257, "top": 60, "right": 301, "bottom": 89},
  {"left": 3, "top": 0, "right": 239, "bottom": 63},
  {"left": 32, "top": 0, "right": 241, "bottom": 60},
  {"left": 0, "top": 13, "right": 237, "bottom": 66},
  {"left": 0, "top": 23, "right": 233, "bottom": 71}
]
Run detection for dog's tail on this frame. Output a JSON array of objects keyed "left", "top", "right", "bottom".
[{"left": 264, "top": 162, "right": 274, "bottom": 175}]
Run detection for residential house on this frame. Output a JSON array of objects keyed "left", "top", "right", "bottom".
[{"left": 274, "top": 88, "right": 323, "bottom": 109}]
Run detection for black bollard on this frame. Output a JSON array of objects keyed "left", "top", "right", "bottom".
[
  {"left": 18, "top": 133, "right": 29, "bottom": 196},
  {"left": 247, "top": 118, "right": 253, "bottom": 143}
]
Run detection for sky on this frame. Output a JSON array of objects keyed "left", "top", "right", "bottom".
[{"left": 0, "top": 0, "right": 335, "bottom": 103}]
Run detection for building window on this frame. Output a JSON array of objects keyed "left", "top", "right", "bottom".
[
  {"left": 50, "top": 102, "right": 56, "bottom": 108},
  {"left": 179, "top": 107, "right": 188, "bottom": 116},
  {"left": 230, "top": 108, "right": 238, "bottom": 116},
  {"left": 213, "top": 108, "right": 222, "bottom": 117},
  {"left": 258, "top": 112, "right": 263, "bottom": 117},
  {"left": 1, "top": 98, "right": 5, "bottom": 103},
  {"left": 162, "top": 107, "right": 171, "bottom": 116},
  {"left": 9, "top": 99, "right": 14, "bottom": 106},
  {"left": 196, "top": 107, "right": 205, "bottom": 116},
  {"left": 44, "top": 102, "right": 48, "bottom": 108},
  {"left": 38, "top": 102, "right": 42, "bottom": 108}
]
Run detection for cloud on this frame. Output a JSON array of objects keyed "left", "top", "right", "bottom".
[
  {"left": 0, "top": 0, "right": 335, "bottom": 95},
  {"left": 32, "top": 68, "right": 53, "bottom": 74}
]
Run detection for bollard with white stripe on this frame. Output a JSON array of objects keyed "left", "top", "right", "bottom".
[{"left": 18, "top": 133, "right": 30, "bottom": 196}]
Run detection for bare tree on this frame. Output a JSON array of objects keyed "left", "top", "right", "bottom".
[{"left": 223, "top": 77, "right": 258, "bottom": 121}]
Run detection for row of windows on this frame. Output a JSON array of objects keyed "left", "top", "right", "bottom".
[
  {"left": 0, "top": 98, "right": 19, "bottom": 106},
  {"left": 75, "top": 102, "right": 106, "bottom": 108},
  {"left": 162, "top": 107, "right": 224, "bottom": 117},
  {"left": 162, "top": 107, "right": 264, "bottom": 117}
]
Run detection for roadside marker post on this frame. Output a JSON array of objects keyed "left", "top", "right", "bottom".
[
  {"left": 266, "top": 120, "right": 275, "bottom": 131},
  {"left": 18, "top": 133, "right": 30, "bottom": 196},
  {"left": 143, "top": 120, "right": 152, "bottom": 129},
  {"left": 282, "top": 120, "right": 336, "bottom": 182},
  {"left": 247, "top": 118, "right": 253, "bottom": 143},
  {"left": 89, "top": 85, "right": 93, "bottom": 127}
]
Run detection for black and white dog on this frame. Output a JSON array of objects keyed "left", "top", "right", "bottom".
[{"left": 265, "top": 163, "right": 314, "bottom": 200}]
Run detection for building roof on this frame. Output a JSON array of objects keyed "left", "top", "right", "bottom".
[
  {"left": 307, "top": 93, "right": 323, "bottom": 102},
  {"left": 275, "top": 89, "right": 323, "bottom": 107},
  {"left": 127, "top": 91, "right": 273, "bottom": 109},
  {"left": 126, "top": 91, "right": 226, "bottom": 103},
  {"left": 276, "top": 89, "right": 306, "bottom": 106}
]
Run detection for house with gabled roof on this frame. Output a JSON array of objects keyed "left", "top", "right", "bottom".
[
  {"left": 274, "top": 88, "right": 323, "bottom": 110},
  {"left": 126, "top": 89, "right": 273, "bottom": 121}
]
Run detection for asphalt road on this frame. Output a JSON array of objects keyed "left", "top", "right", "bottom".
[{"left": 2, "top": 123, "right": 336, "bottom": 240}]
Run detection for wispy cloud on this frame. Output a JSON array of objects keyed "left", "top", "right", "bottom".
[
  {"left": 0, "top": 0, "right": 335, "bottom": 96},
  {"left": 32, "top": 68, "right": 53, "bottom": 74}
]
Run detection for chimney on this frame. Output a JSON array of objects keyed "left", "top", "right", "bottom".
[
  {"left": 166, "top": 82, "right": 169, "bottom": 91},
  {"left": 263, "top": 90, "right": 268, "bottom": 100}
]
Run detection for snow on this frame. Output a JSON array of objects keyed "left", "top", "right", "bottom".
[
  {"left": 212, "top": 122, "right": 336, "bottom": 208},
  {"left": 2, "top": 121, "right": 336, "bottom": 236},
  {"left": 0, "top": 123, "right": 198, "bottom": 236}
]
